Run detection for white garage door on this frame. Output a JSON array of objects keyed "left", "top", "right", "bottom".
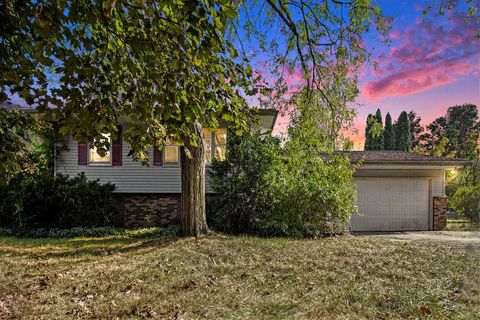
[{"left": 352, "top": 178, "right": 430, "bottom": 232}]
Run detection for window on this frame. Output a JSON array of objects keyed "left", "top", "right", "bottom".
[
  {"left": 164, "top": 141, "right": 179, "bottom": 164},
  {"left": 203, "top": 128, "right": 227, "bottom": 163},
  {"left": 89, "top": 133, "right": 111, "bottom": 165}
]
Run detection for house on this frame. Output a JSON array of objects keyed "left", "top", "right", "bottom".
[
  {"left": 54, "top": 109, "right": 278, "bottom": 227},
  {"left": 349, "top": 151, "right": 468, "bottom": 232},
  {"left": 54, "top": 109, "right": 468, "bottom": 232}
]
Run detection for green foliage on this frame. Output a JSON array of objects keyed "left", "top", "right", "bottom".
[
  {"left": 408, "top": 111, "right": 424, "bottom": 150},
  {"left": 0, "top": 106, "right": 60, "bottom": 185},
  {"left": 266, "top": 151, "right": 356, "bottom": 236},
  {"left": 395, "top": 111, "right": 411, "bottom": 152},
  {"left": 451, "top": 185, "right": 480, "bottom": 224},
  {"left": 1, "top": 1, "right": 256, "bottom": 162},
  {"left": 421, "top": 116, "right": 448, "bottom": 156},
  {"left": 369, "top": 108, "right": 384, "bottom": 150},
  {"left": 208, "top": 129, "right": 357, "bottom": 237},
  {"left": 207, "top": 132, "right": 282, "bottom": 235},
  {"left": 384, "top": 112, "right": 396, "bottom": 150},
  {"left": 444, "top": 104, "right": 479, "bottom": 159},
  {"left": 0, "top": 173, "right": 116, "bottom": 229},
  {"left": 421, "top": 105, "right": 479, "bottom": 158},
  {"left": 364, "top": 114, "right": 373, "bottom": 150},
  {"left": 0, "top": 107, "right": 35, "bottom": 185}
]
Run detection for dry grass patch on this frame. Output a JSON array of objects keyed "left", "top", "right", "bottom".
[{"left": 0, "top": 234, "right": 479, "bottom": 319}]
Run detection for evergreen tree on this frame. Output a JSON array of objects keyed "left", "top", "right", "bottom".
[
  {"left": 370, "top": 108, "right": 384, "bottom": 150},
  {"left": 395, "top": 111, "right": 411, "bottom": 151},
  {"left": 384, "top": 112, "right": 396, "bottom": 150},
  {"left": 364, "top": 114, "right": 374, "bottom": 150}
]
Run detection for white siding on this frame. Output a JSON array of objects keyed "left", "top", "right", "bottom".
[
  {"left": 354, "top": 168, "right": 446, "bottom": 197},
  {"left": 55, "top": 135, "right": 182, "bottom": 193},
  {"left": 432, "top": 171, "right": 445, "bottom": 197}
]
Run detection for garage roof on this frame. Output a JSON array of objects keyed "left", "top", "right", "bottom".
[{"left": 343, "top": 150, "right": 470, "bottom": 166}]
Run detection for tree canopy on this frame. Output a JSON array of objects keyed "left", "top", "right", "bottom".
[{"left": 408, "top": 111, "right": 424, "bottom": 151}]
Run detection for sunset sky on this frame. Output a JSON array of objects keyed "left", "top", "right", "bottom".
[{"left": 265, "top": 0, "right": 480, "bottom": 149}]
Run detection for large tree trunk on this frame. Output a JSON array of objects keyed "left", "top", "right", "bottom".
[{"left": 180, "top": 121, "right": 208, "bottom": 236}]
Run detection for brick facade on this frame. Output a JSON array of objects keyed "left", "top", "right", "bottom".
[
  {"left": 432, "top": 196, "right": 448, "bottom": 231},
  {"left": 114, "top": 194, "right": 182, "bottom": 227}
]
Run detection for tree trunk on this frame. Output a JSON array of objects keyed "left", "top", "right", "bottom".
[{"left": 180, "top": 121, "right": 208, "bottom": 236}]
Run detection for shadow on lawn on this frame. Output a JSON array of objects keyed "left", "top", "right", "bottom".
[{"left": 0, "top": 235, "right": 180, "bottom": 260}]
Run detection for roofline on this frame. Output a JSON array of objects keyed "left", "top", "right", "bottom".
[{"left": 357, "top": 160, "right": 471, "bottom": 167}]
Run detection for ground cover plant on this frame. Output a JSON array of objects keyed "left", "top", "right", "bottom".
[{"left": 0, "top": 233, "right": 479, "bottom": 319}]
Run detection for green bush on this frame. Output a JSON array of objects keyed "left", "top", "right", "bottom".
[
  {"left": 451, "top": 185, "right": 480, "bottom": 225},
  {"left": 207, "top": 133, "right": 281, "bottom": 235},
  {"left": 207, "top": 132, "right": 357, "bottom": 237},
  {"left": 0, "top": 173, "right": 116, "bottom": 229}
]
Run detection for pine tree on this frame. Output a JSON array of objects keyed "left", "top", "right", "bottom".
[
  {"left": 384, "top": 112, "right": 395, "bottom": 150},
  {"left": 364, "top": 114, "right": 374, "bottom": 150},
  {"left": 395, "top": 111, "right": 411, "bottom": 151},
  {"left": 370, "top": 108, "right": 384, "bottom": 150}
]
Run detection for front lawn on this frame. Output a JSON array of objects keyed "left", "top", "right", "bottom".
[{"left": 0, "top": 233, "right": 479, "bottom": 319}]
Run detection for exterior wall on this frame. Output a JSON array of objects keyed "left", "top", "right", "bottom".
[
  {"left": 55, "top": 135, "right": 219, "bottom": 193},
  {"left": 56, "top": 135, "right": 182, "bottom": 193},
  {"left": 115, "top": 193, "right": 181, "bottom": 227},
  {"left": 432, "top": 196, "right": 448, "bottom": 231}
]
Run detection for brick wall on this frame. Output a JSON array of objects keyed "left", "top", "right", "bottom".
[
  {"left": 114, "top": 194, "right": 181, "bottom": 227},
  {"left": 433, "top": 196, "right": 448, "bottom": 231}
]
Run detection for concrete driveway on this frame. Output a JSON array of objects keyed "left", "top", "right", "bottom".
[{"left": 355, "top": 231, "right": 480, "bottom": 247}]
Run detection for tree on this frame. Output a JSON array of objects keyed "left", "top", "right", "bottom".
[
  {"left": 384, "top": 112, "right": 395, "bottom": 150},
  {"left": 395, "top": 111, "right": 411, "bottom": 151},
  {"left": 444, "top": 104, "right": 479, "bottom": 159},
  {"left": 1, "top": 1, "right": 388, "bottom": 236},
  {"left": 0, "top": 107, "right": 35, "bottom": 186},
  {"left": 370, "top": 108, "right": 384, "bottom": 150},
  {"left": 408, "top": 111, "right": 425, "bottom": 150},
  {"left": 364, "top": 114, "right": 374, "bottom": 150},
  {"left": 420, "top": 117, "right": 448, "bottom": 156}
]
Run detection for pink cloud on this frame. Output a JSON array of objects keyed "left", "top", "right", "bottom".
[{"left": 362, "top": 14, "right": 480, "bottom": 100}]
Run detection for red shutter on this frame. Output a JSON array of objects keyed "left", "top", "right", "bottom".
[
  {"left": 112, "top": 126, "right": 122, "bottom": 166},
  {"left": 153, "top": 144, "right": 163, "bottom": 166},
  {"left": 78, "top": 142, "right": 88, "bottom": 165}
]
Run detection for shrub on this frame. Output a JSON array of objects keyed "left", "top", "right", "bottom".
[
  {"left": 207, "top": 133, "right": 281, "bottom": 234},
  {"left": 207, "top": 132, "right": 357, "bottom": 237},
  {"left": 451, "top": 185, "right": 480, "bottom": 225},
  {"left": 0, "top": 173, "right": 116, "bottom": 229}
]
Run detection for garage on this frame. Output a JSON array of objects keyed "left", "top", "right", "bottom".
[
  {"left": 352, "top": 178, "right": 430, "bottom": 231},
  {"left": 346, "top": 151, "right": 468, "bottom": 232}
]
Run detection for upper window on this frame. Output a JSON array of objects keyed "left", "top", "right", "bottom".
[
  {"left": 203, "top": 128, "right": 227, "bottom": 163},
  {"left": 164, "top": 140, "right": 179, "bottom": 165},
  {"left": 89, "top": 134, "right": 111, "bottom": 165}
]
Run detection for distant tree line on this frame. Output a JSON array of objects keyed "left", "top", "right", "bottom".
[
  {"left": 364, "top": 104, "right": 479, "bottom": 159},
  {"left": 364, "top": 109, "right": 412, "bottom": 152}
]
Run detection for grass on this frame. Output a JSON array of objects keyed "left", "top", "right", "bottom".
[
  {"left": 445, "top": 219, "right": 480, "bottom": 231},
  {"left": 1, "top": 233, "right": 479, "bottom": 319}
]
